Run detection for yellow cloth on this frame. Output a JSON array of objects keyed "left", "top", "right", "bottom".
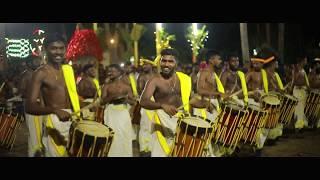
[
  {"left": 62, "top": 65, "right": 80, "bottom": 116},
  {"left": 25, "top": 113, "right": 43, "bottom": 157},
  {"left": 274, "top": 72, "right": 284, "bottom": 90},
  {"left": 261, "top": 69, "right": 268, "bottom": 94},
  {"left": 304, "top": 70, "right": 310, "bottom": 87},
  {"left": 154, "top": 72, "right": 191, "bottom": 156},
  {"left": 129, "top": 73, "right": 138, "bottom": 98},
  {"left": 43, "top": 109, "right": 72, "bottom": 157},
  {"left": 92, "top": 78, "right": 101, "bottom": 97},
  {"left": 237, "top": 70, "right": 248, "bottom": 104},
  {"left": 214, "top": 72, "right": 224, "bottom": 112}
]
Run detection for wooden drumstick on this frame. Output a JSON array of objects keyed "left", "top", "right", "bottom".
[
  {"left": 229, "top": 89, "right": 243, "bottom": 98},
  {"left": 0, "top": 82, "right": 5, "bottom": 93}
]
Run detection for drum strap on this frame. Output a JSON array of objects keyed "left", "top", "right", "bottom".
[
  {"left": 214, "top": 72, "right": 224, "bottom": 112},
  {"left": 261, "top": 69, "right": 268, "bottom": 94},
  {"left": 33, "top": 116, "right": 43, "bottom": 150},
  {"left": 176, "top": 72, "right": 191, "bottom": 112},
  {"left": 62, "top": 65, "right": 80, "bottom": 117},
  {"left": 145, "top": 110, "right": 154, "bottom": 122},
  {"left": 303, "top": 70, "right": 310, "bottom": 87},
  {"left": 92, "top": 78, "right": 101, "bottom": 97},
  {"left": 129, "top": 73, "right": 138, "bottom": 98},
  {"left": 46, "top": 115, "right": 67, "bottom": 156},
  {"left": 237, "top": 71, "right": 248, "bottom": 104},
  {"left": 274, "top": 72, "right": 284, "bottom": 90},
  {"left": 154, "top": 113, "right": 171, "bottom": 155}
]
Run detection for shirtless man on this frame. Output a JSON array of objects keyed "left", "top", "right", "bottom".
[
  {"left": 140, "top": 48, "right": 192, "bottom": 157},
  {"left": 245, "top": 52, "right": 274, "bottom": 155},
  {"left": 77, "top": 64, "right": 101, "bottom": 120},
  {"left": 246, "top": 60, "right": 264, "bottom": 103},
  {"left": 262, "top": 50, "right": 286, "bottom": 143},
  {"left": 26, "top": 33, "right": 80, "bottom": 157},
  {"left": 192, "top": 49, "right": 228, "bottom": 157},
  {"left": 194, "top": 49, "right": 225, "bottom": 122},
  {"left": 220, "top": 53, "right": 247, "bottom": 106},
  {"left": 137, "top": 59, "right": 157, "bottom": 156},
  {"left": 19, "top": 55, "right": 42, "bottom": 157},
  {"left": 292, "top": 56, "right": 309, "bottom": 131},
  {"left": 101, "top": 64, "right": 136, "bottom": 157}
]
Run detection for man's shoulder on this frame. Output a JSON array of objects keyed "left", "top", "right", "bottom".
[
  {"left": 33, "top": 65, "right": 48, "bottom": 76},
  {"left": 221, "top": 70, "right": 232, "bottom": 76}
]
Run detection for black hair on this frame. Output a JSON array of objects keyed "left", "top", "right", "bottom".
[
  {"left": 160, "top": 48, "right": 179, "bottom": 61},
  {"left": 43, "top": 33, "right": 66, "bottom": 48},
  {"left": 205, "top": 49, "right": 220, "bottom": 63},
  {"left": 226, "top": 52, "right": 239, "bottom": 61},
  {"left": 82, "top": 64, "right": 95, "bottom": 73},
  {"left": 108, "top": 64, "right": 123, "bottom": 73}
]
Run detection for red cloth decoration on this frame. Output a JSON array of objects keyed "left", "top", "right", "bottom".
[{"left": 66, "top": 29, "right": 103, "bottom": 61}]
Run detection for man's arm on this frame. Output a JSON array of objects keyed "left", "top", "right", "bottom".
[
  {"left": 140, "top": 77, "right": 178, "bottom": 116},
  {"left": 126, "top": 85, "right": 136, "bottom": 106},
  {"left": 25, "top": 69, "right": 70, "bottom": 121},
  {"left": 140, "top": 77, "right": 162, "bottom": 110}
]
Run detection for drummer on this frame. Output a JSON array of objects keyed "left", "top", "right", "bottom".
[
  {"left": 308, "top": 58, "right": 320, "bottom": 128},
  {"left": 193, "top": 49, "right": 227, "bottom": 157},
  {"left": 220, "top": 52, "right": 248, "bottom": 107},
  {"left": 192, "top": 49, "right": 225, "bottom": 122},
  {"left": 245, "top": 50, "right": 274, "bottom": 155},
  {"left": 292, "top": 55, "right": 309, "bottom": 133},
  {"left": 77, "top": 64, "right": 101, "bottom": 120},
  {"left": 122, "top": 62, "right": 139, "bottom": 142},
  {"left": 101, "top": 63, "right": 136, "bottom": 157},
  {"left": 137, "top": 58, "right": 157, "bottom": 156},
  {"left": 26, "top": 33, "right": 81, "bottom": 157},
  {"left": 140, "top": 48, "right": 192, "bottom": 157},
  {"left": 262, "top": 48, "right": 285, "bottom": 143}
]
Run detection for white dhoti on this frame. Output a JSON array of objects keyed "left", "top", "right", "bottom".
[
  {"left": 293, "top": 86, "right": 308, "bottom": 129},
  {"left": 42, "top": 109, "right": 72, "bottom": 157},
  {"left": 151, "top": 110, "right": 178, "bottom": 157},
  {"left": 248, "top": 98, "right": 269, "bottom": 149},
  {"left": 139, "top": 108, "right": 154, "bottom": 152},
  {"left": 25, "top": 113, "right": 44, "bottom": 157},
  {"left": 104, "top": 104, "right": 135, "bottom": 157},
  {"left": 267, "top": 124, "right": 283, "bottom": 140},
  {"left": 193, "top": 98, "right": 220, "bottom": 122}
]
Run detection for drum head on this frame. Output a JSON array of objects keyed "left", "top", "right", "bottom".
[
  {"left": 262, "top": 95, "right": 280, "bottom": 105},
  {"left": 181, "top": 116, "right": 212, "bottom": 128},
  {"left": 75, "top": 120, "right": 111, "bottom": 137},
  {"left": 311, "top": 89, "right": 320, "bottom": 95}
]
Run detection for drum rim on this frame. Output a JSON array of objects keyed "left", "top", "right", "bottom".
[
  {"left": 73, "top": 120, "right": 112, "bottom": 137},
  {"left": 261, "top": 95, "right": 281, "bottom": 105},
  {"left": 180, "top": 115, "right": 213, "bottom": 128}
]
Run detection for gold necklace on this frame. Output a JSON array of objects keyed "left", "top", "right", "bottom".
[
  {"left": 170, "top": 74, "right": 177, "bottom": 94},
  {"left": 48, "top": 66, "right": 62, "bottom": 80}
]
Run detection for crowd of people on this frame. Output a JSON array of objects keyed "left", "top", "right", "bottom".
[{"left": 0, "top": 32, "right": 320, "bottom": 157}]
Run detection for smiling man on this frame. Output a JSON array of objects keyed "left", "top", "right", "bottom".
[
  {"left": 26, "top": 33, "right": 80, "bottom": 157},
  {"left": 140, "top": 48, "right": 192, "bottom": 157}
]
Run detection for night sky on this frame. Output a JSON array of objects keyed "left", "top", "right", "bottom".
[{"left": 2, "top": 23, "right": 320, "bottom": 64}]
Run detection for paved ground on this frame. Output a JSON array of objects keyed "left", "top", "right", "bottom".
[{"left": 1, "top": 121, "right": 320, "bottom": 157}]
